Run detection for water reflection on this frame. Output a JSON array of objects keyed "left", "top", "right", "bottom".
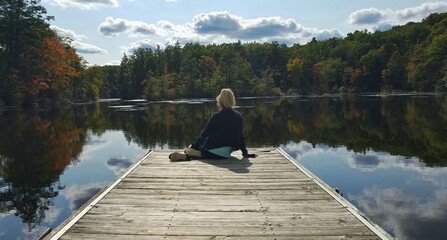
[
  {"left": 106, "top": 157, "right": 133, "bottom": 175},
  {"left": 282, "top": 140, "right": 447, "bottom": 240},
  {"left": 0, "top": 94, "right": 446, "bottom": 240},
  {"left": 63, "top": 182, "right": 105, "bottom": 211},
  {"left": 350, "top": 186, "right": 447, "bottom": 240},
  {"left": 0, "top": 109, "right": 85, "bottom": 232}
]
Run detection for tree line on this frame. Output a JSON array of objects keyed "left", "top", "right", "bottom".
[
  {"left": 0, "top": 0, "right": 102, "bottom": 106},
  {"left": 1, "top": 1, "right": 447, "bottom": 106},
  {"left": 103, "top": 12, "right": 447, "bottom": 100}
]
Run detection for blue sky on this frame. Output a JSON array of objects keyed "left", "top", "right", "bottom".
[{"left": 41, "top": 0, "right": 447, "bottom": 66}]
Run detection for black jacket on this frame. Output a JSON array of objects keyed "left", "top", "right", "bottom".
[{"left": 191, "top": 108, "right": 248, "bottom": 155}]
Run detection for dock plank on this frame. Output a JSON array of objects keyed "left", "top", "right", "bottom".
[{"left": 45, "top": 148, "right": 392, "bottom": 240}]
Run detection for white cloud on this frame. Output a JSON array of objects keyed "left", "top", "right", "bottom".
[
  {"left": 349, "top": 8, "right": 384, "bottom": 25},
  {"left": 396, "top": 2, "right": 447, "bottom": 21},
  {"left": 239, "top": 17, "right": 300, "bottom": 39},
  {"left": 102, "top": 12, "right": 342, "bottom": 47},
  {"left": 313, "top": 29, "right": 343, "bottom": 41},
  {"left": 50, "top": 25, "right": 86, "bottom": 41},
  {"left": 192, "top": 11, "right": 243, "bottom": 34},
  {"left": 99, "top": 17, "right": 158, "bottom": 36},
  {"left": 372, "top": 22, "right": 394, "bottom": 32},
  {"left": 191, "top": 12, "right": 307, "bottom": 41},
  {"left": 349, "top": 2, "right": 447, "bottom": 31},
  {"left": 51, "top": 25, "right": 106, "bottom": 54},
  {"left": 48, "top": 0, "right": 119, "bottom": 10},
  {"left": 99, "top": 17, "right": 131, "bottom": 36},
  {"left": 105, "top": 59, "right": 122, "bottom": 66},
  {"left": 122, "top": 39, "right": 165, "bottom": 54},
  {"left": 72, "top": 41, "right": 107, "bottom": 54}
]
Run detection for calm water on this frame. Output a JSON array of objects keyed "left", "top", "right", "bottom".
[{"left": 1, "top": 94, "right": 446, "bottom": 240}]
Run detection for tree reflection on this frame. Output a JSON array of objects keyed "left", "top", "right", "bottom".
[
  {"left": 0, "top": 109, "right": 86, "bottom": 230},
  {"left": 109, "top": 95, "right": 447, "bottom": 166},
  {"left": 279, "top": 95, "right": 447, "bottom": 166},
  {"left": 0, "top": 94, "right": 446, "bottom": 231}
]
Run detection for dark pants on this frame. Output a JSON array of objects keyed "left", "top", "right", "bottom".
[{"left": 191, "top": 135, "right": 227, "bottom": 159}]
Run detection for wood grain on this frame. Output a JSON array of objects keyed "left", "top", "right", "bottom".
[{"left": 45, "top": 148, "right": 390, "bottom": 240}]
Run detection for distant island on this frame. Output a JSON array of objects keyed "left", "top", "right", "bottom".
[{"left": 1, "top": 1, "right": 446, "bottom": 107}]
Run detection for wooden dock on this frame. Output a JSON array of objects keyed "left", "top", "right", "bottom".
[{"left": 45, "top": 148, "right": 392, "bottom": 239}]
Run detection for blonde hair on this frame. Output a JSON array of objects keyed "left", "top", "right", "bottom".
[{"left": 216, "top": 88, "right": 236, "bottom": 110}]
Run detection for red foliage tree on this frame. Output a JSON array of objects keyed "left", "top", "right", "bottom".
[{"left": 29, "top": 37, "right": 81, "bottom": 102}]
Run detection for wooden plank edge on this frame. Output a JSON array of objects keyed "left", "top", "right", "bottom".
[
  {"left": 45, "top": 150, "right": 154, "bottom": 240},
  {"left": 276, "top": 147, "right": 395, "bottom": 240}
]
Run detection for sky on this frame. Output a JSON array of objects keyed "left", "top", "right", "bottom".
[{"left": 41, "top": 0, "right": 447, "bottom": 66}]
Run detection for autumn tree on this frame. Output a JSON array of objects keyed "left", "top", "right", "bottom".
[
  {"left": 0, "top": 0, "right": 85, "bottom": 106},
  {"left": 287, "top": 56, "right": 306, "bottom": 93},
  {"left": 29, "top": 37, "right": 81, "bottom": 103},
  {"left": 0, "top": 0, "right": 54, "bottom": 105}
]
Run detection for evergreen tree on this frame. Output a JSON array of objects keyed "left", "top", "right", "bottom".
[{"left": 0, "top": 0, "right": 54, "bottom": 104}]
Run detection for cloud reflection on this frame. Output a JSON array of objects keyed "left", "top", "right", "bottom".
[
  {"left": 350, "top": 154, "right": 380, "bottom": 168},
  {"left": 106, "top": 156, "right": 133, "bottom": 175},
  {"left": 43, "top": 206, "right": 61, "bottom": 225},
  {"left": 283, "top": 141, "right": 447, "bottom": 239},
  {"left": 282, "top": 141, "right": 323, "bottom": 159},
  {"left": 20, "top": 225, "right": 50, "bottom": 240},
  {"left": 85, "top": 139, "right": 107, "bottom": 145},
  {"left": 63, "top": 182, "right": 106, "bottom": 211},
  {"left": 283, "top": 141, "right": 445, "bottom": 175},
  {"left": 349, "top": 187, "right": 447, "bottom": 240},
  {"left": 346, "top": 151, "right": 446, "bottom": 178}
]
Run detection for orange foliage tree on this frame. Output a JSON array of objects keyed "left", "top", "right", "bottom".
[{"left": 29, "top": 37, "right": 81, "bottom": 102}]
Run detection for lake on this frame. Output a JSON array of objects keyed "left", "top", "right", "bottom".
[{"left": 1, "top": 94, "right": 446, "bottom": 240}]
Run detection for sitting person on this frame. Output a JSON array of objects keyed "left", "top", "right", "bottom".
[{"left": 169, "top": 88, "right": 257, "bottom": 161}]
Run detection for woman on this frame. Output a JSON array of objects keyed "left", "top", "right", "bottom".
[{"left": 169, "top": 88, "right": 256, "bottom": 161}]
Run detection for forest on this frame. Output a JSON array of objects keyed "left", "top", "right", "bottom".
[{"left": 1, "top": 1, "right": 447, "bottom": 106}]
